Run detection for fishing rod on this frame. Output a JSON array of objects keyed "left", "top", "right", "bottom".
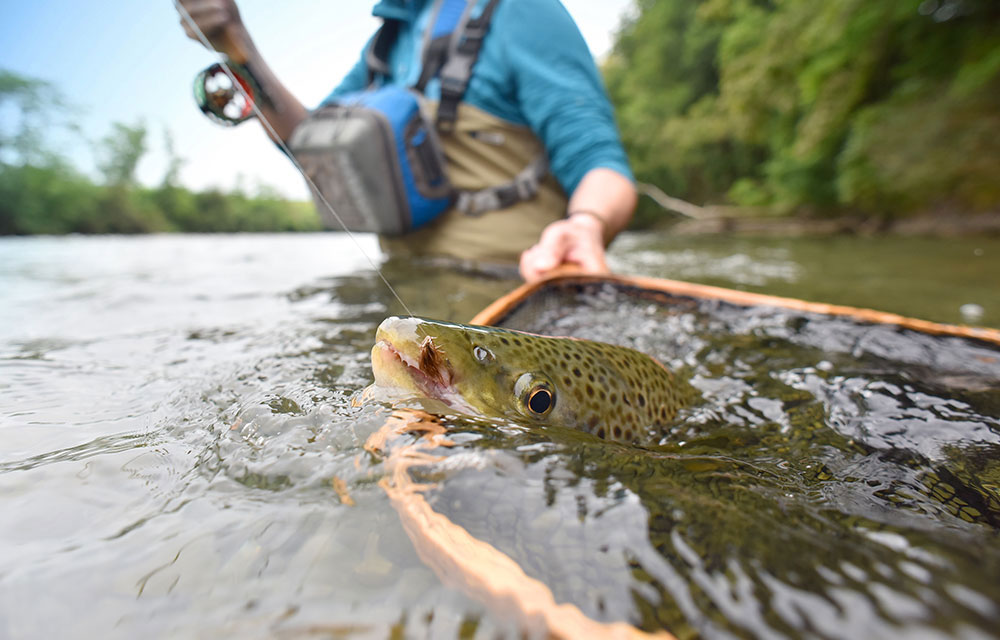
[{"left": 174, "top": 0, "right": 415, "bottom": 317}]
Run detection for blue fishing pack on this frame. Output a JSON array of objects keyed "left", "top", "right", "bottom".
[
  {"left": 290, "top": 86, "right": 453, "bottom": 235},
  {"left": 288, "top": 0, "right": 545, "bottom": 236}
]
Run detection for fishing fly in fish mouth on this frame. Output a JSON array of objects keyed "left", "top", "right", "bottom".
[{"left": 371, "top": 316, "right": 683, "bottom": 443}]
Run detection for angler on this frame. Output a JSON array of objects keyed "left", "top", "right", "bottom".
[{"left": 178, "top": 0, "right": 637, "bottom": 281}]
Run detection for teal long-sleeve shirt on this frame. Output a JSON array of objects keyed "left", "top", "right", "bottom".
[{"left": 322, "top": 0, "right": 633, "bottom": 197}]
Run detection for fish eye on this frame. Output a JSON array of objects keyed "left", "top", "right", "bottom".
[
  {"left": 473, "top": 345, "right": 494, "bottom": 363},
  {"left": 527, "top": 388, "right": 553, "bottom": 415},
  {"left": 514, "top": 373, "right": 555, "bottom": 418}
]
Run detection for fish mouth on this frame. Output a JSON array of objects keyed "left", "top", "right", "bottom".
[
  {"left": 372, "top": 338, "right": 453, "bottom": 395},
  {"left": 371, "top": 317, "right": 470, "bottom": 411}
]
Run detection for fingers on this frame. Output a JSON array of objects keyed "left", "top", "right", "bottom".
[
  {"left": 570, "top": 243, "right": 609, "bottom": 274},
  {"left": 520, "top": 236, "right": 565, "bottom": 280},
  {"left": 519, "top": 218, "right": 609, "bottom": 282},
  {"left": 179, "top": 8, "right": 230, "bottom": 39},
  {"left": 176, "top": 0, "right": 230, "bottom": 13},
  {"left": 176, "top": 0, "right": 239, "bottom": 44},
  {"left": 559, "top": 213, "right": 609, "bottom": 274},
  {"left": 519, "top": 246, "right": 555, "bottom": 282},
  {"left": 519, "top": 222, "right": 571, "bottom": 281}
]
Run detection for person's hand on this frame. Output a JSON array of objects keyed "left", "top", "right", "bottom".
[
  {"left": 519, "top": 212, "right": 610, "bottom": 282},
  {"left": 175, "top": 0, "right": 248, "bottom": 59}
]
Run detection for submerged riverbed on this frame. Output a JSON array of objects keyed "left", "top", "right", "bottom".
[{"left": 0, "top": 232, "right": 998, "bottom": 638}]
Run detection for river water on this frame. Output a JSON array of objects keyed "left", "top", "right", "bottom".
[{"left": 1, "top": 232, "right": 998, "bottom": 638}]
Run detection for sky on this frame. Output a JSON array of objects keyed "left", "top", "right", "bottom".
[{"left": 0, "top": 0, "right": 635, "bottom": 199}]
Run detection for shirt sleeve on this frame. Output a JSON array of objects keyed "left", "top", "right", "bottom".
[{"left": 492, "top": 0, "right": 634, "bottom": 194}]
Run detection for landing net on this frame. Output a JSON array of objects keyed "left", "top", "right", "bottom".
[{"left": 370, "top": 273, "right": 1000, "bottom": 639}]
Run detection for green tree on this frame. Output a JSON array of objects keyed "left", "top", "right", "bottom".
[
  {"left": 161, "top": 127, "right": 185, "bottom": 188},
  {"left": 97, "top": 120, "right": 148, "bottom": 187},
  {"left": 0, "top": 69, "right": 70, "bottom": 166},
  {"left": 0, "top": 163, "right": 101, "bottom": 234},
  {"left": 605, "top": 0, "right": 1000, "bottom": 220}
]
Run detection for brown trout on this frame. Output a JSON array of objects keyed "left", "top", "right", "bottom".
[{"left": 370, "top": 316, "right": 683, "bottom": 443}]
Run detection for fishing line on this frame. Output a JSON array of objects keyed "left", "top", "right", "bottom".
[{"left": 173, "top": 0, "right": 415, "bottom": 317}]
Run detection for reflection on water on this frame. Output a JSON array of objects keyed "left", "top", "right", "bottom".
[
  {"left": 0, "top": 232, "right": 997, "bottom": 638},
  {"left": 609, "top": 233, "right": 1000, "bottom": 328}
]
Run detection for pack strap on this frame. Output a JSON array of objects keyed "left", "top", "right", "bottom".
[
  {"left": 435, "top": 0, "right": 501, "bottom": 132},
  {"left": 415, "top": 0, "right": 472, "bottom": 94},
  {"left": 455, "top": 153, "right": 548, "bottom": 216},
  {"left": 365, "top": 19, "right": 399, "bottom": 86}
]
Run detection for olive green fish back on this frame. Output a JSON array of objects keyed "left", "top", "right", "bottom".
[{"left": 420, "top": 321, "right": 684, "bottom": 443}]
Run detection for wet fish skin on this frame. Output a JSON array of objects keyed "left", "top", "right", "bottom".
[{"left": 371, "top": 316, "right": 683, "bottom": 443}]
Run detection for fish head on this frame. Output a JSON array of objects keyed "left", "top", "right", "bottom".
[
  {"left": 371, "top": 316, "right": 681, "bottom": 441},
  {"left": 371, "top": 316, "right": 562, "bottom": 423}
]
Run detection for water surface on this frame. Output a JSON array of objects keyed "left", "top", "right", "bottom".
[
  {"left": 610, "top": 233, "right": 999, "bottom": 328},
  {"left": 0, "top": 232, "right": 997, "bottom": 638}
]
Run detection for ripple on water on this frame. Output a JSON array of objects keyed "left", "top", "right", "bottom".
[{"left": 3, "top": 235, "right": 1000, "bottom": 638}]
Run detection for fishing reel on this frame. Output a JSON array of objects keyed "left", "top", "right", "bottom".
[{"left": 193, "top": 61, "right": 259, "bottom": 126}]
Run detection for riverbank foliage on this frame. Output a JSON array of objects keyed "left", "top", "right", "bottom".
[
  {"left": 0, "top": 70, "right": 320, "bottom": 235},
  {"left": 605, "top": 0, "right": 1000, "bottom": 225},
  {"left": 0, "top": 162, "right": 320, "bottom": 235}
]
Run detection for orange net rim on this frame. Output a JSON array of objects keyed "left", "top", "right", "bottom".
[{"left": 471, "top": 271, "right": 1000, "bottom": 346}]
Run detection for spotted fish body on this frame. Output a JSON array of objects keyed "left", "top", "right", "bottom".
[{"left": 371, "top": 316, "right": 683, "bottom": 444}]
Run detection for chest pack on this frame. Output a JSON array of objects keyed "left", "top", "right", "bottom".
[{"left": 288, "top": 0, "right": 547, "bottom": 235}]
